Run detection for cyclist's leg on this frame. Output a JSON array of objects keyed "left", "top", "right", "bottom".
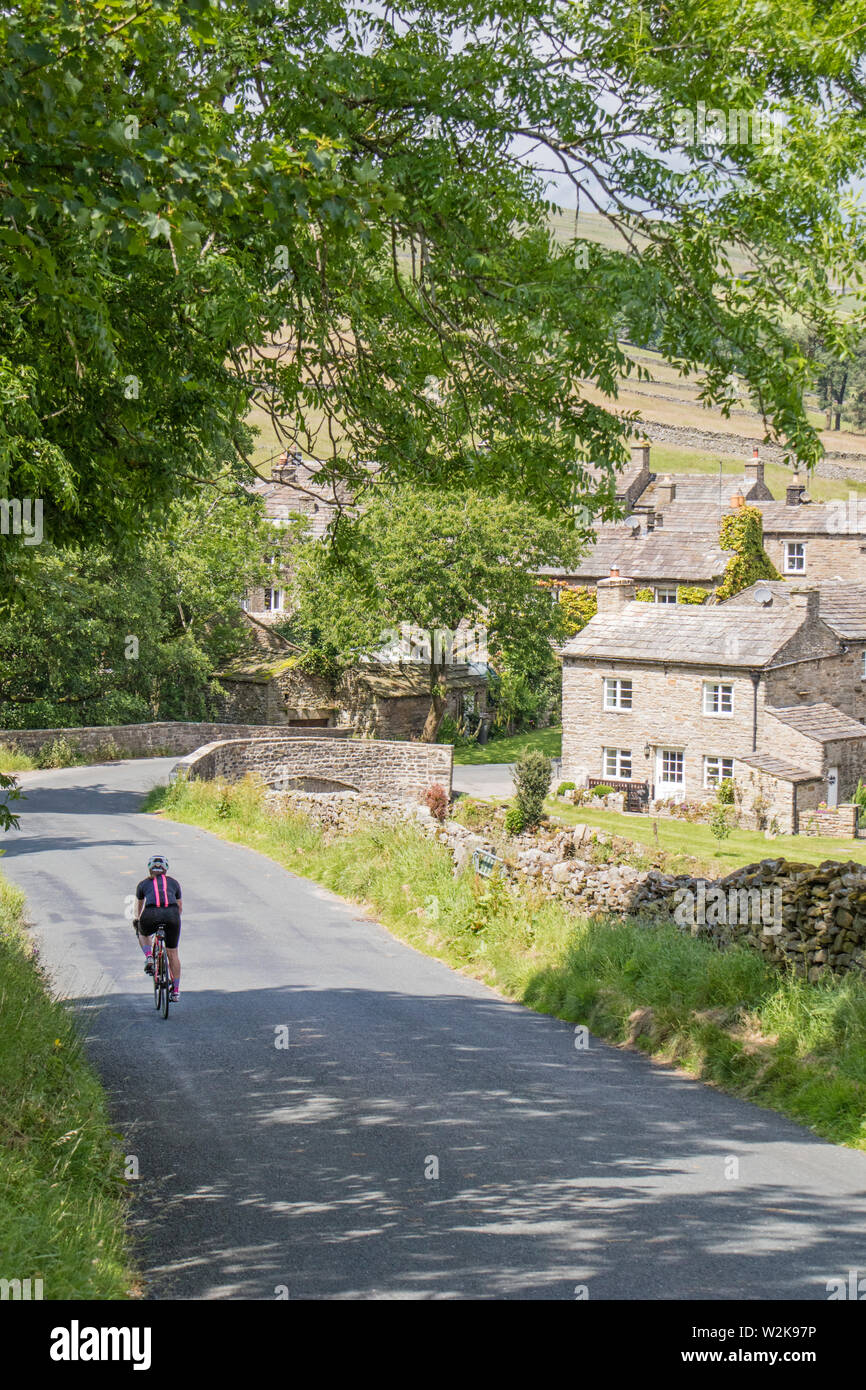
[{"left": 164, "top": 907, "right": 181, "bottom": 993}]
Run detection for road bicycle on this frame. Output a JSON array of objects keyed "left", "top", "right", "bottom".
[{"left": 151, "top": 923, "right": 172, "bottom": 1019}]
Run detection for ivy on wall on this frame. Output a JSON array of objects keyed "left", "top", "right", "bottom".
[
  {"left": 715, "top": 505, "right": 781, "bottom": 601},
  {"left": 676, "top": 585, "right": 710, "bottom": 605},
  {"left": 557, "top": 585, "right": 598, "bottom": 636},
  {"left": 634, "top": 587, "right": 654, "bottom": 602}
]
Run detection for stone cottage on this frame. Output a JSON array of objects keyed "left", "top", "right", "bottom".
[
  {"left": 545, "top": 446, "right": 866, "bottom": 601},
  {"left": 559, "top": 573, "right": 866, "bottom": 832},
  {"left": 215, "top": 616, "right": 488, "bottom": 738}
]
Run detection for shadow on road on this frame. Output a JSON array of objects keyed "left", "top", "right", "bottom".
[{"left": 69, "top": 982, "right": 865, "bottom": 1302}]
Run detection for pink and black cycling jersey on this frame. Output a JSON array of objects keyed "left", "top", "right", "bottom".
[{"left": 136, "top": 875, "right": 182, "bottom": 909}]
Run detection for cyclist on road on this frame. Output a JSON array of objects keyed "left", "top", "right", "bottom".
[{"left": 134, "top": 854, "right": 183, "bottom": 1003}]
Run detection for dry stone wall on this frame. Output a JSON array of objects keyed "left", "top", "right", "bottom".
[
  {"left": 256, "top": 786, "right": 866, "bottom": 980},
  {"left": 0, "top": 721, "right": 351, "bottom": 758}
]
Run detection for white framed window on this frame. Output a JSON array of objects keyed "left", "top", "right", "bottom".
[
  {"left": 655, "top": 586, "right": 677, "bottom": 604},
  {"left": 239, "top": 596, "right": 249, "bottom": 612},
  {"left": 658, "top": 748, "right": 684, "bottom": 784},
  {"left": 603, "top": 747, "right": 632, "bottom": 779},
  {"left": 784, "top": 542, "right": 805, "bottom": 573},
  {"left": 861, "top": 650, "right": 866, "bottom": 680},
  {"left": 703, "top": 681, "right": 733, "bottom": 716},
  {"left": 704, "top": 756, "right": 734, "bottom": 787},
  {"left": 603, "top": 677, "right": 633, "bottom": 710},
  {"left": 264, "top": 588, "right": 284, "bottom": 612}
]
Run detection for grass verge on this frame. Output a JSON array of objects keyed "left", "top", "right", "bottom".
[
  {"left": 0, "top": 872, "right": 135, "bottom": 1298},
  {"left": 148, "top": 775, "right": 866, "bottom": 1150}
]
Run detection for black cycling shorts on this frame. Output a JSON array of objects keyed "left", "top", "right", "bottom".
[{"left": 138, "top": 904, "right": 181, "bottom": 950}]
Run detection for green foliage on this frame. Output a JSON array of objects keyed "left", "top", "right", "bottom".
[
  {"left": 513, "top": 748, "right": 552, "bottom": 829},
  {"left": 710, "top": 805, "right": 733, "bottom": 840},
  {"left": 0, "top": 488, "right": 277, "bottom": 727},
  {"left": 853, "top": 780, "right": 866, "bottom": 828},
  {"left": 717, "top": 778, "right": 735, "bottom": 806},
  {"left": 716, "top": 506, "right": 781, "bottom": 601},
  {"left": 504, "top": 803, "right": 527, "bottom": 836},
  {"left": 590, "top": 784, "right": 615, "bottom": 798},
  {"left": 557, "top": 781, "right": 576, "bottom": 795},
  {"left": 2, "top": 0, "right": 862, "bottom": 603},
  {"left": 557, "top": 586, "right": 597, "bottom": 637},
  {"left": 0, "top": 771, "right": 22, "bottom": 832},
  {"left": 289, "top": 486, "right": 578, "bottom": 739},
  {"left": 677, "top": 586, "right": 710, "bottom": 605},
  {"left": 34, "top": 736, "right": 83, "bottom": 770},
  {"left": 634, "top": 588, "right": 654, "bottom": 603}
]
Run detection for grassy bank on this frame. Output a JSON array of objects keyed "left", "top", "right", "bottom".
[
  {"left": 0, "top": 874, "right": 135, "bottom": 1298},
  {"left": 149, "top": 775, "right": 866, "bottom": 1150},
  {"left": 453, "top": 725, "right": 561, "bottom": 764},
  {"left": 543, "top": 801, "right": 866, "bottom": 875}
]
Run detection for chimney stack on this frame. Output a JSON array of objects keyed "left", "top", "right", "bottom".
[
  {"left": 730, "top": 488, "right": 745, "bottom": 509},
  {"left": 654, "top": 474, "right": 677, "bottom": 509},
  {"left": 630, "top": 440, "right": 651, "bottom": 473},
  {"left": 596, "top": 567, "right": 636, "bottom": 614},
  {"left": 786, "top": 469, "right": 806, "bottom": 507},
  {"left": 789, "top": 587, "right": 820, "bottom": 622},
  {"left": 744, "top": 447, "right": 764, "bottom": 493}
]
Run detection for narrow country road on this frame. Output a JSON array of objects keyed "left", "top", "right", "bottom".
[{"left": 4, "top": 758, "right": 866, "bottom": 1301}]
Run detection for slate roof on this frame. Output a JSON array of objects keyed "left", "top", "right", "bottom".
[
  {"left": 735, "top": 753, "right": 817, "bottom": 783},
  {"left": 723, "top": 581, "right": 866, "bottom": 640},
  {"left": 250, "top": 461, "right": 353, "bottom": 539},
  {"left": 765, "top": 703, "right": 866, "bottom": 743},
  {"left": 560, "top": 602, "right": 807, "bottom": 667},
  {"left": 643, "top": 473, "right": 769, "bottom": 506},
  {"left": 754, "top": 501, "right": 865, "bottom": 535},
  {"left": 539, "top": 529, "right": 729, "bottom": 583}
]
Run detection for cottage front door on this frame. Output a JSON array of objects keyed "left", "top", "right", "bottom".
[{"left": 655, "top": 747, "right": 685, "bottom": 801}]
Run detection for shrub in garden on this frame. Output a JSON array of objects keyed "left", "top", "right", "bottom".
[
  {"left": 504, "top": 802, "right": 526, "bottom": 835},
  {"left": 590, "top": 783, "right": 614, "bottom": 798},
  {"left": 424, "top": 783, "right": 449, "bottom": 821},
  {"left": 557, "top": 780, "right": 575, "bottom": 796},
  {"left": 513, "top": 748, "right": 552, "bottom": 828}
]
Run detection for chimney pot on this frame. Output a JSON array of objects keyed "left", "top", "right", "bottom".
[{"left": 730, "top": 489, "right": 745, "bottom": 508}]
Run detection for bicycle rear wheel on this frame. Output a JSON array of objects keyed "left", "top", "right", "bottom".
[
  {"left": 153, "top": 946, "right": 162, "bottom": 1010},
  {"left": 160, "top": 951, "right": 170, "bottom": 1019}
]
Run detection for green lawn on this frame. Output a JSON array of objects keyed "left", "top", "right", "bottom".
[
  {"left": 545, "top": 801, "right": 866, "bottom": 874},
  {"left": 452, "top": 725, "right": 562, "bottom": 764}
]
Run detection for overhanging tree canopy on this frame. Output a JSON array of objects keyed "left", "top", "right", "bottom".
[{"left": 2, "top": 0, "right": 865, "bottom": 595}]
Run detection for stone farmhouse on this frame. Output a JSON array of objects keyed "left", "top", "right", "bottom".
[
  {"left": 560, "top": 574, "right": 866, "bottom": 834},
  {"left": 542, "top": 445, "right": 866, "bottom": 599}
]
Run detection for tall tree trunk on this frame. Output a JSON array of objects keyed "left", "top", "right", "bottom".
[{"left": 421, "top": 665, "right": 447, "bottom": 742}]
